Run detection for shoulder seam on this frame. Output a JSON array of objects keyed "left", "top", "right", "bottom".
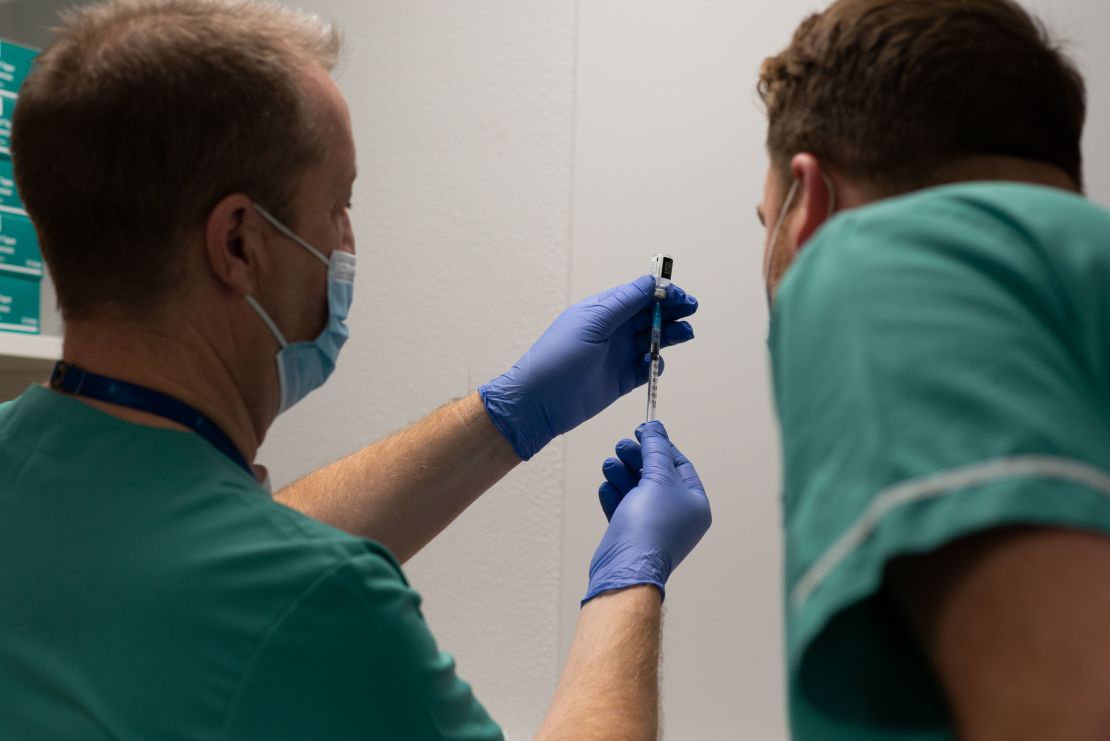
[{"left": 790, "top": 455, "right": 1110, "bottom": 611}]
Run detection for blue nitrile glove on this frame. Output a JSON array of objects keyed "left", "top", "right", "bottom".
[
  {"left": 583, "top": 421, "right": 711, "bottom": 603},
  {"left": 479, "top": 276, "right": 697, "bottom": 461}
]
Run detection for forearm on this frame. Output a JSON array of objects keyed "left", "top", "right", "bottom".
[
  {"left": 275, "top": 392, "right": 521, "bottom": 563},
  {"left": 536, "top": 586, "right": 662, "bottom": 741}
]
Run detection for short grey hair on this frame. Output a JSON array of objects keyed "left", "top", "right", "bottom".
[{"left": 12, "top": 0, "right": 343, "bottom": 320}]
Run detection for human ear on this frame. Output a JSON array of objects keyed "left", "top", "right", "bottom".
[
  {"left": 203, "top": 193, "right": 261, "bottom": 297},
  {"left": 789, "top": 153, "right": 837, "bottom": 249}
]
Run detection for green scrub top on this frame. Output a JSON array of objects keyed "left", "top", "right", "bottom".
[
  {"left": 769, "top": 182, "right": 1110, "bottom": 740},
  {"left": 0, "top": 385, "right": 503, "bottom": 740}
]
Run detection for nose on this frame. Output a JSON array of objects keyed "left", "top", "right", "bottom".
[{"left": 343, "top": 210, "right": 356, "bottom": 255}]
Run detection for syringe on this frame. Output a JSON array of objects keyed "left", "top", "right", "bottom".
[{"left": 645, "top": 254, "right": 673, "bottom": 423}]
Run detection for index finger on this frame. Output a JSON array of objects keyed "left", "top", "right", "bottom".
[{"left": 631, "top": 283, "right": 699, "bottom": 332}]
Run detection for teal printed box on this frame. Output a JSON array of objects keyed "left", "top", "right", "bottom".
[
  {"left": 0, "top": 212, "right": 42, "bottom": 276},
  {"left": 0, "top": 157, "right": 23, "bottom": 213},
  {"left": 0, "top": 271, "right": 39, "bottom": 334},
  {"left": 0, "top": 92, "right": 11, "bottom": 158},
  {"left": 0, "top": 39, "right": 37, "bottom": 96}
]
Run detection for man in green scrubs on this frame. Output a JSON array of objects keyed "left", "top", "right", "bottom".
[
  {"left": 0, "top": 1, "right": 710, "bottom": 739},
  {"left": 758, "top": 0, "right": 1110, "bottom": 738}
]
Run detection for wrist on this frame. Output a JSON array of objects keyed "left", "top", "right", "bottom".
[
  {"left": 582, "top": 579, "right": 665, "bottom": 607},
  {"left": 580, "top": 583, "right": 663, "bottom": 612},
  {"left": 583, "top": 547, "right": 670, "bottom": 606},
  {"left": 458, "top": 392, "right": 522, "bottom": 468},
  {"left": 478, "top": 377, "right": 550, "bottom": 461}
]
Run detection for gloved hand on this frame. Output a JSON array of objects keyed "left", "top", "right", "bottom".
[
  {"left": 584, "top": 421, "right": 711, "bottom": 603},
  {"left": 479, "top": 276, "right": 697, "bottom": 460}
]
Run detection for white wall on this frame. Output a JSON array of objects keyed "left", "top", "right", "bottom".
[
  {"left": 562, "top": 3, "right": 796, "bottom": 737},
  {"left": 0, "top": 0, "right": 65, "bottom": 49}
]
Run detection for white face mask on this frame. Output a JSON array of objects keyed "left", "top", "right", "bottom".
[
  {"left": 245, "top": 204, "right": 357, "bottom": 415},
  {"left": 762, "top": 173, "right": 837, "bottom": 307}
]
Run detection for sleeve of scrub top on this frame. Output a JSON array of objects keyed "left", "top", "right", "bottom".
[
  {"left": 770, "top": 187, "right": 1110, "bottom": 732},
  {"left": 221, "top": 553, "right": 504, "bottom": 741}
]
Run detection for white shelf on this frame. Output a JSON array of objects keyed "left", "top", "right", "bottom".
[
  {"left": 0, "top": 332, "right": 61, "bottom": 363},
  {"left": 0, "top": 333, "right": 59, "bottom": 400}
]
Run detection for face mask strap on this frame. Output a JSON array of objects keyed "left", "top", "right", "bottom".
[
  {"left": 246, "top": 202, "right": 356, "bottom": 416},
  {"left": 764, "top": 179, "right": 800, "bottom": 285},
  {"left": 763, "top": 170, "right": 840, "bottom": 302},
  {"left": 244, "top": 294, "right": 290, "bottom": 349},
  {"left": 253, "top": 204, "right": 330, "bottom": 267},
  {"left": 822, "top": 171, "right": 837, "bottom": 216}
]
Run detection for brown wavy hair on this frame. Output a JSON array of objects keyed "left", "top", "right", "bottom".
[{"left": 758, "top": 0, "right": 1086, "bottom": 193}]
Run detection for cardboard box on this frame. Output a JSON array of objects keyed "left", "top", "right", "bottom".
[
  {"left": 0, "top": 156, "right": 23, "bottom": 213},
  {"left": 0, "top": 39, "right": 37, "bottom": 96},
  {"left": 0, "top": 93, "right": 11, "bottom": 158},
  {"left": 0, "top": 212, "right": 41, "bottom": 276},
  {"left": 0, "top": 271, "right": 39, "bottom": 334}
]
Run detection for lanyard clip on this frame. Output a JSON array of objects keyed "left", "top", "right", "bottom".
[{"left": 49, "top": 361, "right": 87, "bottom": 394}]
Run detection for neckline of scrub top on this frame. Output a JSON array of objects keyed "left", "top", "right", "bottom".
[{"left": 16, "top": 383, "right": 264, "bottom": 490}]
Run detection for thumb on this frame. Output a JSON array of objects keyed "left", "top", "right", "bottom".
[
  {"left": 636, "top": 421, "right": 676, "bottom": 478},
  {"left": 596, "top": 276, "right": 655, "bottom": 328}
]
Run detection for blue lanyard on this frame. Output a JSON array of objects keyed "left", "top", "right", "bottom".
[{"left": 49, "top": 361, "right": 253, "bottom": 477}]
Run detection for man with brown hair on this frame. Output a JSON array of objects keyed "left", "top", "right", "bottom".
[
  {"left": 0, "top": 0, "right": 710, "bottom": 738},
  {"left": 758, "top": 0, "right": 1110, "bottom": 738}
]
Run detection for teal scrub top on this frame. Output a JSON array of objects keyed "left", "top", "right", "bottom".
[
  {"left": 769, "top": 182, "right": 1110, "bottom": 740},
  {"left": 0, "top": 385, "right": 503, "bottom": 740}
]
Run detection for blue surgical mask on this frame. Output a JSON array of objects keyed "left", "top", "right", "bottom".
[{"left": 245, "top": 204, "right": 356, "bottom": 415}]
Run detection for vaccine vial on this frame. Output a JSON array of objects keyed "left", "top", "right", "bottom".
[{"left": 649, "top": 254, "right": 673, "bottom": 300}]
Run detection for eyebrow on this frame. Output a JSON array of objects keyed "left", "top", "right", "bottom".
[{"left": 756, "top": 205, "right": 766, "bottom": 227}]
